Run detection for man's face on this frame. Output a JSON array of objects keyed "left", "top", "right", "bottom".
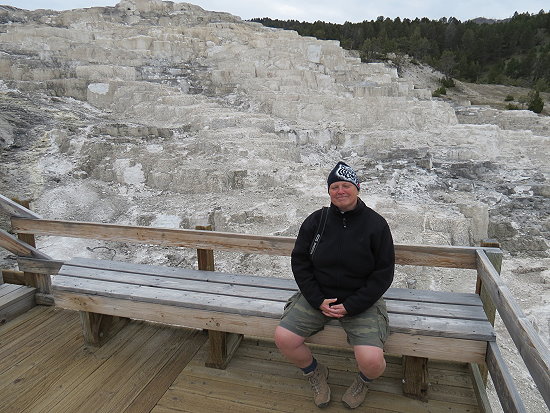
[{"left": 329, "top": 181, "right": 359, "bottom": 212}]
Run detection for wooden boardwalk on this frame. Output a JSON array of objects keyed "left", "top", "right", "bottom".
[{"left": 0, "top": 306, "right": 482, "bottom": 413}]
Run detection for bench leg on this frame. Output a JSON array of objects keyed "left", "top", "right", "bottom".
[
  {"left": 402, "top": 355, "right": 429, "bottom": 401},
  {"left": 205, "top": 331, "right": 243, "bottom": 369},
  {"left": 79, "top": 311, "right": 129, "bottom": 347}
]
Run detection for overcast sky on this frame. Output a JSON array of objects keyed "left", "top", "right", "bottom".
[{"left": 4, "top": 0, "right": 548, "bottom": 23}]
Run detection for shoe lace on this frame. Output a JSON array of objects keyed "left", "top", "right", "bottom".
[
  {"left": 308, "top": 373, "right": 322, "bottom": 394},
  {"left": 350, "top": 378, "right": 365, "bottom": 396}
]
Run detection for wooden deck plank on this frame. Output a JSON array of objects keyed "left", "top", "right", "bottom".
[
  {"left": 185, "top": 339, "right": 480, "bottom": 408},
  {"left": 0, "top": 304, "right": 56, "bottom": 337},
  {"left": 0, "top": 307, "right": 485, "bottom": 413},
  {"left": 75, "top": 327, "right": 191, "bottom": 412},
  {"left": 0, "top": 284, "right": 36, "bottom": 324},
  {"left": 0, "top": 316, "right": 82, "bottom": 410},
  {"left": 51, "top": 324, "right": 161, "bottom": 413},
  {"left": 122, "top": 330, "right": 207, "bottom": 413},
  {"left": 0, "top": 283, "right": 23, "bottom": 298},
  {"left": 24, "top": 322, "right": 153, "bottom": 412},
  {"left": 0, "top": 310, "right": 76, "bottom": 375}
]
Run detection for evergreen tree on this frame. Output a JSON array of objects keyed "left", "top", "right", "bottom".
[
  {"left": 253, "top": 10, "right": 550, "bottom": 90},
  {"left": 528, "top": 90, "right": 544, "bottom": 113}
]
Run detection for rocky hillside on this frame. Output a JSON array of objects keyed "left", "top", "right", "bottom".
[{"left": 0, "top": 2, "right": 548, "bottom": 410}]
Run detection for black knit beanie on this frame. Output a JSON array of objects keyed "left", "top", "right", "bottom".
[{"left": 327, "top": 161, "right": 360, "bottom": 191}]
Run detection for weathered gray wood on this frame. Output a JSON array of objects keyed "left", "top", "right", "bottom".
[
  {"left": 35, "top": 293, "right": 55, "bottom": 305},
  {"left": 17, "top": 257, "right": 64, "bottom": 275},
  {"left": 396, "top": 243, "right": 477, "bottom": 268},
  {"left": 477, "top": 250, "right": 550, "bottom": 409},
  {"left": 64, "top": 257, "right": 484, "bottom": 306},
  {"left": 57, "top": 266, "right": 296, "bottom": 302},
  {"left": 388, "top": 313, "right": 494, "bottom": 341},
  {"left": 387, "top": 300, "right": 488, "bottom": 321},
  {"left": 486, "top": 341, "right": 527, "bottom": 413},
  {"left": 52, "top": 274, "right": 495, "bottom": 341},
  {"left": 402, "top": 356, "right": 428, "bottom": 401},
  {"left": 478, "top": 242, "right": 502, "bottom": 326},
  {"left": 67, "top": 257, "right": 297, "bottom": 290},
  {"left": 0, "top": 284, "right": 35, "bottom": 305},
  {"left": 12, "top": 217, "right": 488, "bottom": 267},
  {"left": 12, "top": 217, "right": 296, "bottom": 256},
  {"left": 0, "top": 284, "right": 36, "bottom": 323},
  {"left": 469, "top": 363, "right": 494, "bottom": 413},
  {"left": 0, "top": 283, "right": 22, "bottom": 298},
  {"left": 0, "top": 228, "right": 52, "bottom": 259},
  {"left": 0, "top": 270, "right": 26, "bottom": 286},
  {"left": 53, "top": 275, "right": 287, "bottom": 318},
  {"left": 0, "top": 194, "right": 42, "bottom": 219},
  {"left": 196, "top": 224, "right": 215, "bottom": 271},
  {"left": 205, "top": 331, "right": 243, "bottom": 369},
  {"left": 57, "top": 265, "right": 488, "bottom": 321},
  {"left": 383, "top": 288, "right": 483, "bottom": 307},
  {"left": 53, "top": 289, "right": 489, "bottom": 363},
  {"left": 79, "top": 311, "right": 129, "bottom": 347},
  {"left": 0, "top": 228, "right": 34, "bottom": 256}
]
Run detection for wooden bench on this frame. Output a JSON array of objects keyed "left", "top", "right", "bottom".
[{"left": 50, "top": 256, "right": 495, "bottom": 399}]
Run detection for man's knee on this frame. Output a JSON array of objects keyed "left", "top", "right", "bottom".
[
  {"left": 275, "top": 326, "right": 305, "bottom": 350},
  {"left": 354, "top": 346, "right": 386, "bottom": 376}
]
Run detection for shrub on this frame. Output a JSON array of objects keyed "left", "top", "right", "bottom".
[
  {"left": 528, "top": 90, "right": 544, "bottom": 113},
  {"left": 506, "top": 103, "right": 520, "bottom": 110},
  {"left": 440, "top": 77, "right": 455, "bottom": 88},
  {"left": 432, "top": 86, "right": 447, "bottom": 97},
  {"left": 504, "top": 95, "right": 514, "bottom": 102}
]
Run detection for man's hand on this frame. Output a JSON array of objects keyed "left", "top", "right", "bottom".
[{"left": 319, "top": 298, "right": 348, "bottom": 318}]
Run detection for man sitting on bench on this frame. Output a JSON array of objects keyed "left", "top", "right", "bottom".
[{"left": 274, "top": 161, "right": 395, "bottom": 409}]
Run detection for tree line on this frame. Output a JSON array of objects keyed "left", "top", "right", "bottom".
[{"left": 252, "top": 10, "right": 550, "bottom": 92}]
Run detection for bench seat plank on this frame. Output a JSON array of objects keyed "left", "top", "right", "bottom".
[
  {"left": 57, "top": 265, "right": 489, "bottom": 322},
  {"left": 65, "top": 258, "right": 483, "bottom": 306},
  {"left": 53, "top": 289, "right": 490, "bottom": 364},
  {"left": 53, "top": 272, "right": 495, "bottom": 341},
  {"left": 66, "top": 258, "right": 297, "bottom": 291},
  {"left": 58, "top": 266, "right": 295, "bottom": 302},
  {"left": 53, "top": 275, "right": 285, "bottom": 318}
]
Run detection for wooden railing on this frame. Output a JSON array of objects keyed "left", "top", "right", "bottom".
[{"left": 0, "top": 193, "right": 548, "bottom": 412}]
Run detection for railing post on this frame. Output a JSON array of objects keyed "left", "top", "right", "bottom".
[
  {"left": 196, "top": 225, "right": 215, "bottom": 271},
  {"left": 13, "top": 199, "right": 47, "bottom": 290},
  {"left": 196, "top": 224, "right": 243, "bottom": 369},
  {"left": 477, "top": 239, "right": 502, "bottom": 326},
  {"left": 402, "top": 278, "right": 429, "bottom": 401}
]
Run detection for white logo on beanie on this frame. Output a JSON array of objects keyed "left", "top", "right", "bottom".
[{"left": 327, "top": 161, "right": 360, "bottom": 190}]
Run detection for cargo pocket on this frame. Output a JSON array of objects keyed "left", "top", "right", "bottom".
[
  {"left": 281, "top": 291, "right": 301, "bottom": 320},
  {"left": 376, "top": 302, "right": 390, "bottom": 344}
]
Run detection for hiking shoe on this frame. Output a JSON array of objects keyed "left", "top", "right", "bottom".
[
  {"left": 304, "top": 363, "right": 331, "bottom": 408},
  {"left": 342, "top": 375, "right": 369, "bottom": 409}
]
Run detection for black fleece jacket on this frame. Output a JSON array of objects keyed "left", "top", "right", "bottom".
[{"left": 291, "top": 198, "right": 395, "bottom": 316}]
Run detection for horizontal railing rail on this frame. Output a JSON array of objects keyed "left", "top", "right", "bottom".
[
  {"left": 10, "top": 217, "right": 492, "bottom": 269},
  {"left": 477, "top": 250, "right": 550, "bottom": 410}
]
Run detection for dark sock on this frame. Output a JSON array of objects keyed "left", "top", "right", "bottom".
[
  {"left": 301, "top": 357, "right": 318, "bottom": 374},
  {"left": 359, "top": 371, "right": 372, "bottom": 382}
]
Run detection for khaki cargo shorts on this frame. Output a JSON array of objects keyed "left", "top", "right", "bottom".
[{"left": 279, "top": 292, "right": 390, "bottom": 348}]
